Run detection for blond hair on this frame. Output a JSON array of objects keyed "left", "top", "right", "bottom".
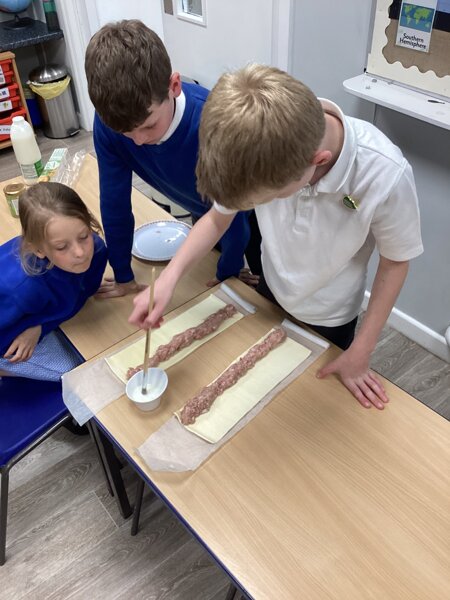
[
  {"left": 196, "top": 64, "right": 325, "bottom": 208},
  {"left": 19, "top": 182, "right": 102, "bottom": 275},
  {"left": 85, "top": 20, "right": 172, "bottom": 132}
]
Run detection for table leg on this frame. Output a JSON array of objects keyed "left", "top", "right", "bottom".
[
  {"left": 87, "top": 420, "right": 113, "bottom": 497},
  {"left": 90, "top": 421, "right": 132, "bottom": 518},
  {"left": 131, "top": 478, "right": 145, "bottom": 536},
  {"left": 224, "top": 582, "right": 248, "bottom": 600}
]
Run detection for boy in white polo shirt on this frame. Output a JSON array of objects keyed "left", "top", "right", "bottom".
[{"left": 129, "top": 64, "right": 423, "bottom": 411}]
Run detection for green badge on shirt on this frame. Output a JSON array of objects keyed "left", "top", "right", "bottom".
[{"left": 343, "top": 195, "right": 359, "bottom": 210}]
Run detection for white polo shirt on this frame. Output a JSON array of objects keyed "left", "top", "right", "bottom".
[{"left": 214, "top": 99, "right": 423, "bottom": 327}]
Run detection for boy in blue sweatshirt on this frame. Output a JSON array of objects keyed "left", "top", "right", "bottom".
[{"left": 85, "top": 19, "right": 261, "bottom": 299}]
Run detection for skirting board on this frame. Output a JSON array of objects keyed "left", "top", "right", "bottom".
[{"left": 362, "top": 292, "right": 450, "bottom": 363}]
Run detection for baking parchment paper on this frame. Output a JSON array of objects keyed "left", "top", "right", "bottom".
[
  {"left": 136, "top": 320, "right": 329, "bottom": 472},
  {"left": 62, "top": 284, "right": 256, "bottom": 425}
]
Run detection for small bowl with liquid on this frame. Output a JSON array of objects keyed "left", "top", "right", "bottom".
[{"left": 126, "top": 368, "right": 168, "bottom": 411}]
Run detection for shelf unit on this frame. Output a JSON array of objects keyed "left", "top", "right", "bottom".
[
  {"left": 343, "top": 73, "right": 450, "bottom": 131},
  {"left": 0, "top": 51, "right": 33, "bottom": 150}
]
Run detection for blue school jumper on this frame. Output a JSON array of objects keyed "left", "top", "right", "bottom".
[{"left": 93, "top": 82, "right": 251, "bottom": 283}]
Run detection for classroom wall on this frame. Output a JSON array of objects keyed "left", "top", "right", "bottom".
[
  {"left": 50, "top": 0, "right": 164, "bottom": 131},
  {"left": 371, "top": 108, "right": 450, "bottom": 344},
  {"left": 291, "top": 0, "right": 375, "bottom": 120},
  {"left": 291, "top": 0, "right": 450, "bottom": 360},
  {"left": 161, "top": 0, "right": 274, "bottom": 89},
  {"left": 88, "top": 0, "right": 164, "bottom": 37}
]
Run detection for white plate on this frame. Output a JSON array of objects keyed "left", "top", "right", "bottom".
[{"left": 132, "top": 220, "right": 191, "bottom": 261}]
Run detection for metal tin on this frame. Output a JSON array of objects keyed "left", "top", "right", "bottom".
[{"left": 4, "top": 182, "right": 25, "bottom": 218}]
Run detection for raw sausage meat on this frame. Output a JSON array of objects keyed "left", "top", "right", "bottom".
[
  {"left": 127, "top": 303, "right": 238, "bottom": 379},
  {"left": 179, "top": 328, "right": 286, "bottom": 425}
]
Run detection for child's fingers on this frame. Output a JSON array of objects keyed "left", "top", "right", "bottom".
[
  {"left": 96, "top": 287, "right": 125, "bottom": 298},
  {"left": 238, "top": 268, "right": 260, "bottom": 287},
  {"left": 128, "top": 303, "right": 147, "bottom": 327},
  {"left": 367, "top": 372, "right": 389, "bottom": 402},
  {"left": 144, "top": 314, "right": 164, "bottom": 330},
  {"left": 4, "top": 340, "right": 19, "bottom": 359},
  {"left": 6, "top": 340, "right": 34, "bottom": 362},
  {"left": 97, "top": 279, "right": 144, "bottom": 299},
  {"left": 206, "top": 277, "right": 220, "bottom": 287},
  {"left": 8, "top": 349, "right": 23, "bottom": 363}
]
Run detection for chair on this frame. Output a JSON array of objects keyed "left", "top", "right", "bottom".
[{"left": 0, "top": 376, "right": 72, "bottom": 565}]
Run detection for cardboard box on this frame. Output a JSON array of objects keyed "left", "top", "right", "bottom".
[{"left": 39, "top": 148, "right": 69, "bottom": 182}]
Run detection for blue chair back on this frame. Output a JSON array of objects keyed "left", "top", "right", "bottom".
[{"left": 0, "top": 377, "right": 68, "bottom": 468}]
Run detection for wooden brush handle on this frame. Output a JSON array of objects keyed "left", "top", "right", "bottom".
[{"left": 141, "top": 267, "right": 156, "bottom": 391}]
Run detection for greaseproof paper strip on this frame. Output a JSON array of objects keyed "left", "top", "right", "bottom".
[{"left": 137, "top": 320, "right": 329, "bottom": 472}]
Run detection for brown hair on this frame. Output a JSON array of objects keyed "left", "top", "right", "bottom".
[
  {"left": 196, "top": 64, "right": 326, "bottom": 208},
  {"left": 19, "top": 182, "right": 102, "bottom": 274},
  {"left": 85, "top": 20, "right": 172, "bottom": 132}
]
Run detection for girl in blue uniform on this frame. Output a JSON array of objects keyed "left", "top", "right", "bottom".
[{"left": 0, "top": 182, "right": 107, "bottom": 381}]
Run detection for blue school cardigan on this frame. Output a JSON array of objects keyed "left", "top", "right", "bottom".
[{"left": 0, "top": 234, "right": 107, "bottom": 356}]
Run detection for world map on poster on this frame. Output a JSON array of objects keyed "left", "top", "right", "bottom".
[
  {"left": 393, "top": 0, "right": 450, "bottom": 31},
  {"left": 396, "top": 1, "right": 437, "bottom": 52},
  {"left": 400, "top": 4, "right": 435, "bottom": 32}
]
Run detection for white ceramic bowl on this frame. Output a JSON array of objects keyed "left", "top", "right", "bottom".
[{"left": 126, "top": 368, "right": 168, "bottom": 411}]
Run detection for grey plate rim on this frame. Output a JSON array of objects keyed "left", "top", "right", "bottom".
[{"left": 131, "top": 219, "right": 192, "bottom": 261}]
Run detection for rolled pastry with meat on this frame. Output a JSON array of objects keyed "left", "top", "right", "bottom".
[
  {"left": 179, "top": 327, "right": 286, "bottom": 425},
  {"left": 127, "top": 303, "right": 238, "bottom": 379}
]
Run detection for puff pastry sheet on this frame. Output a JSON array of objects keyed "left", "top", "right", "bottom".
[
  {"left": 105, "top": 295, "right": 243, "bottom": 383},
  {"left": 177, "top": 330, "right": 311, "bottom": 443}
]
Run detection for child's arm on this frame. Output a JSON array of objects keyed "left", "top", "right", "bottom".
[
  {"left": 94, "top": 115, "right": 140, "bottom": 298},
  {"left": 129, "top": 207, "right": 235, "bottom": 329},
  {"left": 1, "top": 277, "right": 43, "bottom": 348},
  {"left": 317, "top": 256, "right": 409, "bottom": 409},
  {"left": 214, "top": 211, "right": 251, "bottom": 282},
  {"left": 96, "top": 278, "right": 146, "bottom": 298}
]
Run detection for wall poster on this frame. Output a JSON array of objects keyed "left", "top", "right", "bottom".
[{"left": 368, "top": 0, "right": 450, "bottom": 98}]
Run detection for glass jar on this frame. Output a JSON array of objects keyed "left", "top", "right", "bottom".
[{"left": 3, "top": 182, "right": 25, "bottom": 218}]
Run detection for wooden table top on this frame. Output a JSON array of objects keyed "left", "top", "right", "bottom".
[
  {"left": 0, "top": 154, "right": 218, "bottom": 360},
  {"left": 90, "top": 279, "right": 450, "bottom": 600}
]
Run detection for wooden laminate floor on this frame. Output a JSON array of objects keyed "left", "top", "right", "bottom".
[{"left": 1, "top": 130, "right": 449, "bottom": 599}]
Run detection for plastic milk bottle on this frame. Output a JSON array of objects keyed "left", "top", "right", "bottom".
[{"left": 10, "top": 116, "right": 43, "bottom": 184}]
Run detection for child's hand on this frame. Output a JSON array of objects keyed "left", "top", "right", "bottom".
[
  {"left": 316, "top": 349, "right": 389, "bottom": 410},
  {"left": 206, "top": 277, "right": 221, "bottom": 287},
  {"left": 95, "top": 277, "right": 147, "bottom": 299},
  {"left": 129, "top": 269, "right": 176, "bottom": 329},
  {"left": 238, "top": 268, "right": 260, "bottom": 288},
  {"left": 4, "top": 325, "right": 42, "bottom": 363}
]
